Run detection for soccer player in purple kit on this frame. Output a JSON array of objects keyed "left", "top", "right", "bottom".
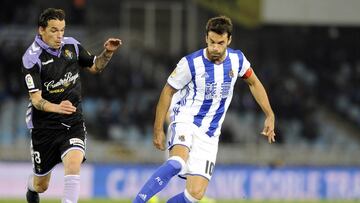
[
  {"left": 22, "top": 8, "right": 121, "bottom": 203},
  {"left": 133, "top": 16, "right": 276, "bottom": 203}
]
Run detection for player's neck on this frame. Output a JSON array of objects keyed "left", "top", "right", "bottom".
[
  {"left": 205, "top": 48, "right": 227, "bottom": 65},
  {"left": 214, "top": 54, "right": 226, "bottom": 65},
  {"left": 207, "top": 54, "right": 226, "bottom": 65}
]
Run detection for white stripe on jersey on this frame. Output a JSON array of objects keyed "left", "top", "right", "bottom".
[
  {"left": 168, "top": 48, "right": 250, "bottom": 138},
  {"left": 197, "top": 62, "right": 223, "bottom": 135}
]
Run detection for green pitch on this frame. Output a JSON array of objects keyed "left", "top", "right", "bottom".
[{"left": 0, "top": 199, "right": 359, "bottom": 203}]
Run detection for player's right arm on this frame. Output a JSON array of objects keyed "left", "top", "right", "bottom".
[
  {"left": 153, "top": 57, "right": 192, "bottom": 150},
  {"left": 153, "top": 83, "right": 177, "bottom": 150},
  {"left": 29, "top": 91, "right": 76, "bottom": 114}
]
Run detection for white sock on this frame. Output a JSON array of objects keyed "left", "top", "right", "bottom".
[
  {"left": 27, "top": 175, "right": 36, "bottom": 192},
  {"left": 62, "top": 175, "right": 80, "bottom": 203}
]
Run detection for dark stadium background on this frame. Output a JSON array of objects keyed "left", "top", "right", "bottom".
[{"left": 0, "top": 0, "right": 359, "bottom": 202}]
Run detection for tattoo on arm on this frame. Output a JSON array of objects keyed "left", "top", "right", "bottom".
[
  {"left": 37, "top": 98, "right": 48, "bottom": 111},
  {"left": 94, "top": 50, "right": 112, "bottom": 73}
]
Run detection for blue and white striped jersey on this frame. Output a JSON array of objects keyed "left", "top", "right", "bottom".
[{"left": 167, "top": 48, "right": 251, "bottom": 137}]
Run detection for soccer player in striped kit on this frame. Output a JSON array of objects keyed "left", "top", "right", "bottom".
[{"left": 133, "top": 16, "right": 275, "bottom": 203}]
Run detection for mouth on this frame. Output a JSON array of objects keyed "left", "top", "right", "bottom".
[
  {"left": 53, "top": 42, "right": 61, "bottom": 48},
  {"left": 211, "top": 51, "right": 221, "bottom": 55},
  {"left": 211, "top": 54, "right": 221, "bottom": 58}
]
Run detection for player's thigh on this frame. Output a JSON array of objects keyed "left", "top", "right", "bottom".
[
  {"left": 62, "top": 149, "right": 84, "bottom": 175},
  {"left": 169, "top": 144, "right": 189, "bottom": 162},
  {"left": 186, "top": 175, "right": 209, "bottom": 199}
]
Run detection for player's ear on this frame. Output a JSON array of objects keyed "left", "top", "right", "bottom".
[
  {"left": 227, "top": 35, "right": 232, "bottom": 45},
  {"left": 38, "top": 26, "right": 45, "bottom": 36}
]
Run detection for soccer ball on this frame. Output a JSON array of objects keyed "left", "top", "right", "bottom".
[
  {"left": 200, "top": 196, "right": 216, "bottom": 203},
  {"left": 148, "top": 195, "right": 160, "bottom": 203}
]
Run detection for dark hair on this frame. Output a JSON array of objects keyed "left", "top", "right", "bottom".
[
  {"left": 38, "top": 8, "right": 65, "bottom": 28},
  {"left": 206, "top": 16, "right": 233, "bottom": 38}
]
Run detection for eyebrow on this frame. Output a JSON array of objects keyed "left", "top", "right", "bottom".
[
  {"left": 210, "top": 38, "right": 225, "bottom": 43},
  {"left": 50, "top": 26, "right": 65, "bottom": 30}
]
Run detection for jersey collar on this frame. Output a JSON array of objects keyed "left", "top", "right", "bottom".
[{"left": 35, "top": 35, "right": 63, "bottom": 57}]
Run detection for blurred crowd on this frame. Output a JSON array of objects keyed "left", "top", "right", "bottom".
[{"left": 0, "top": 2, "right": 359, "bottom": 148}]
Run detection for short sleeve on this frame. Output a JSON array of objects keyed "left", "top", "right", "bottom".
[
  {"left": 238, "top": 52, "right": 251, "bottom": 78},
  {"left": 78, "top": 44, "right": 95, "bottom": 68},
  {"left": 22, "top": 63, "right": 42, "bottom": 93},
  {"left": 167, "top": 57, "right": 192, "bottom": 90}
]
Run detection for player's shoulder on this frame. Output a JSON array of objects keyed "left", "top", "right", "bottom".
[
  {"left": 62, "top": 37, "right": 81, "bottom": 45},
  {"left": 227, "top": 47, "right": 247, "bottom": 63},
  {"left": 185, "top": 48, "right": 203, "bottom": 60},
  {"left": 227, "top": 47, "right": 244, "bottom": 55},
  {"left": 22, "top": 42, "right": 42, "bottom": 69},
  {"left": 176, "top": 49, "right": 203, "bottom": 68}
]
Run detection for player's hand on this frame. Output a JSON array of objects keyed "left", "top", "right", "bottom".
[
  {"left": 261, "top": 115, "right": 276, "bottom": 143},
  {"left": 153, "top": 129, "right": 166, "bottom": 151},
  {"left": 57, "top": 100, "right": 77, "bottom": 115},
  {"left": 104, "top": 38, "right": 122, "bottom": 52}
]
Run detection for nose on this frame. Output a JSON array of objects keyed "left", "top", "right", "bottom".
[
  {"left": 213, "top": 45, "right": 220, "bottom": 52},
  {"left": 57, "top": 31, "right": 64, "bottom": 39}
]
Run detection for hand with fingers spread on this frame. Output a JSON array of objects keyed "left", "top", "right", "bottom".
[
  {"left": 89, "top": 38, "right": 122, "bottom": 74},
  {"left": 57, "top": 100, "right": 77, "bottom": 115},
  {"left": 153, "top": 129, "right": 166, "bottom": 151},
  {"left": 261, "top": 115, "right": 276, "bottom": 143}
]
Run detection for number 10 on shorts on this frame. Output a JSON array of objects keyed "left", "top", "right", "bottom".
[{"left": 205, "top": 160, "right": 215, "bottom": 176}]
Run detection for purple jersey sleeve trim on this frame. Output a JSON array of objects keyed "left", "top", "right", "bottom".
[{"left": 22, "top": 42, "right": 43, "bottom": 70}]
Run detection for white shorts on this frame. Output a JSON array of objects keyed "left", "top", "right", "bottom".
[{"left": 167, "top": 122, "right": 219, "bottom": 180}]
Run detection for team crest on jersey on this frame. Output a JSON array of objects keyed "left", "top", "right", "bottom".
[
  {"left": 64, "top": 49, "right": 73, "bottom": 60},
  {"left": 178, "top": 135, "right": 185, "bottom": 142},
  {"left": 229, "top": 69, "right": 234, "bottom": 78}
]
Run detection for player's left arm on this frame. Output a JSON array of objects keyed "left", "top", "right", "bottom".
[
  {"left": 88, "top": 38, "right": 122, "bottom": 74},
  {"left": 244, "top": 68, "right": 276, "bottom": 143}
]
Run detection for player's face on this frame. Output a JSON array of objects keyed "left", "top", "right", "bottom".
[
  {"left": 39, "top": 19, "right": 65, "bottom": 49},
  {"left": 206, "top": 31, "right": 232, "bottom": 62}
]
